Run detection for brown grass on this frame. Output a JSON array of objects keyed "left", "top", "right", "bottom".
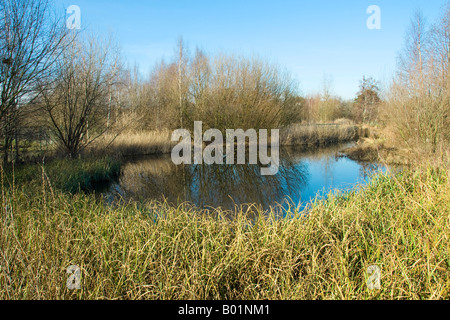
[
  {"left": 1, "top": 161, "right": 449, "bottom": 299},
  {"left": 281, "top": 124, "right": 359, "bottom": 147},
  {"left": 341, "top": 125, "right": 450, "bottom": 166},
  {"left": 87, "top": 125, "right": 360, "bottom": 159},
  {"left": 91, "top": 130, "right": 176, "bottom": 157}
]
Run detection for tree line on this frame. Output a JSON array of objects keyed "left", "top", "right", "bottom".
[{"left": 4, "top": 0, "right": 446, "bottom": 165}]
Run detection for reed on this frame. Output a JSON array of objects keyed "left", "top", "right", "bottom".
[
  {"left": 281, "top": 124, "right": 359, "bottom": 147},
  {"left": 91, "top": 130, "right": 176, "bottom": 157},
  {"left": 90, "top": 125, "right": 359, "bottom": 159},
  {"left": 5, "top": 157, "right": 120, "bottom": 194},
  {"left": 1, "top": 160, "right": 448, "bottom": 300}
]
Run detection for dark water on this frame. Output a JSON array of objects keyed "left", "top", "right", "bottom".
[{"left": 103, "top": 143, "right": 387, "bottom": 213}]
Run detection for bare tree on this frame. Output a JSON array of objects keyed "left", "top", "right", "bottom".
[
  {"left": 0, "top": 0, "right": 70, "bottom": 164},
  {"left": 398, "top": 11, "right": 429, "bottom": 95},
  {"left": 189, "top": 47, "right": 210, "bottom": 123},
  {"left": 141, "top": 42, "right": 300, "bottom": 133},
  {"left": 429, "top": 2, "right": 450, "bottom": 91},
  {"left": 176, "top": 37, "right": 190, "bottom": 128},
  {"left": 386, "top": 7, "right": 450, "bottom": 154},
  {"left": 318, "top": 74, "right": 340, "bottom": 122},
  {"left": 39, "top": 36, "right": 121, "bottom": 158}
]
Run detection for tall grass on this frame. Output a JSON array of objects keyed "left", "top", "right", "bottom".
[
  {"left": 92, "top": 131, "right": 176, "bottom": 157},
  {"left": 90, "top": 125, "right": 359, "bottom": 158},
  {"left": 1, "top": 161, "right": 448, "bottom": 299},
  {"left": 281, "top": 124, "right": 359, "bottom": 147},
  {"left": 5, "top": 157, "right": 120, "bottom": 194}
]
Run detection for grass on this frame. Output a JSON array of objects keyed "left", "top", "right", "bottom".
[
  {"left": 340, "top": 137, "right": 400, "bottom": 163},
  {"left": 6, "top": 125, "right": 360, "bottom": 162},
  {"left": 92, "top": 130, "right": 176, "bottom": 157},
  {"left": 281, "top": 124, "right": 359, "bottom": 147},
  {"left": 88, "top": 125, "right": 359, "bottom": 158},
  {"left": 0, "top": 157, "right": 449, "bottom": 300},
  {"left": 340, "top": 124, "right": 450, "bottom": 166},
  {"left": 4, "top": 157, "right": 121, "bottom": 194}
]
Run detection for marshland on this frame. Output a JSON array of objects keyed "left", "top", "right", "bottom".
[{"left": 0, "top": 0, "right": 449, "bottom": 300}]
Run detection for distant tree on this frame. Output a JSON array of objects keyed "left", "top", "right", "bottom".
[
  {"left": 175, "top": 37, "right": 190, "bottom": 129},
  {"left": 354, "top": 76, "right": 381, "bottom": 123},
  {"left": 398, "top": 11, "right": 428, "bottom": 94},
  {"left": 338, "top": 100, "right": 354, "bottom": 120},
  {"left": 312, "top": 74, "right": 343, "bottom": 122},
  {"left": 301, "top": 94, "right": 320, "bottom": 124},
  {"left": 145, "top": 46, "right": 300, "bottom": 132}
]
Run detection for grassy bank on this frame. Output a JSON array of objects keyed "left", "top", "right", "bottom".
[
  {"left": 340, "top": 125, "right": 450, "bottom": 167},
  {"left": 338, "top": 122, "right": 450, "bottom": 166},
  {"left": 1, "top": 160, "right": 449, "bottom": 299},
  {"left": 281, "top": 124, "right": 359, "bottom": 147},
  {"left": 92, "top": 131, "right": 176, "bottom": 157},
  {"left": 4, "top": 157, "right": 121, "bottom": 194},
  {"left": 86, "top": 125, "right": 359, "bottom": 159},
  {"left": 340, "top": 137, "right": 408, "bottom": 165},
  {"left": 3, "top": 124, "right": 359, "bottom": 163}
]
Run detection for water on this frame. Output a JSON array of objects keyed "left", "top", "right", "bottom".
[{"left": 103, "top": 143, "right": 387, "bottom": 213}]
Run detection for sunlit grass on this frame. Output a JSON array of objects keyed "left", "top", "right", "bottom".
[
  {"left": 92, "top": 130, "right": 176, "bottom": 157},
  {"left": 281, "top": 124, "right": 359, "bottom": 147},
  {"left": 0, "top": 159, "right": 448, "bottom": 300}
]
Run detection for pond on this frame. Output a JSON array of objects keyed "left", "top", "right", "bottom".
[{"left": 102, "top": 142, "right": 388, "bottom": 214}]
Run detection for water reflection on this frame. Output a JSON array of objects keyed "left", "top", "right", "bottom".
[{"left": 106, "top": 143, "right": 387, "bottom": 212}]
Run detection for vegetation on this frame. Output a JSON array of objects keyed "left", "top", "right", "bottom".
[
  {"left": 354, "top": 77, "right": 381, "bottom": 124},
  {"left": 38, "top": 36, "right": 122, "bottom": 158},
  {"left": 4, "top": 156, "right": 120, "bottom": 194},
  {"left": 0, "top": 161, "right": 448, "bottom": 299},
  {"left": 383, "top": 9, "right": 450, "bottom": 156},
  {"left": 0, "top": 0, "right": 449, "bottom": 301},
  {"left": 0, "top": 1, "right": 367, "bottom": 163},
  {"left": 0, "top": 0, "right": 71, "bottom": 163},
  {"left": 144, "top": 43, "right": 301, "bottom": 133},
  {"left": 281, "top": 123, "right": 359, "bottom": 147}
]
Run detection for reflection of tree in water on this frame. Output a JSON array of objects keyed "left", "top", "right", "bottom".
[
  {"left": 188, "top": 156, "right": 308, "bottom": 210},
  {"left": 358, "top": 161, "right": 385, "bottom": 180},
  {"left": 112, "top": 143, "right": 389, "bottom": 213},
  {"left": 118, "top": 151, "right": 308, "bottom": 211}
]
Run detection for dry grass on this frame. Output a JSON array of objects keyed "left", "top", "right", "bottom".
[
  {"left": 91, "top": 130, "right": 176, "bottom": 157},
  {"left": 340, "top": 137, "right": 409, "bottom": 165},
  {"left": 281, "top": 124, "right": 359, "bottom": 147},
  {"left": 88, "top": 125, "right": 359, "bottom": 159},
  {"left": 1, "top": 160, "right": 449, "bottom": 300},
  {"left": 341, "top": 125, "right": 450, "bottom": 166}
]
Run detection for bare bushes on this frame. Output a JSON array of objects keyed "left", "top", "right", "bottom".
[
  {"left": 143, "top": 45, "right": 301, "bottom": 133},
  {"left": 281, "top": 124, "right": 359, "bottom": 147},
  {"left": 38, "top": 36, "right": 122, "bottom": 158},
  {"left": 384, "top": 9, "right": 450, "bottom": 156}
]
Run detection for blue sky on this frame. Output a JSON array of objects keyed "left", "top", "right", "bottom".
[{"left": 55, "top": 0, "right": 446, "bottom": 99}]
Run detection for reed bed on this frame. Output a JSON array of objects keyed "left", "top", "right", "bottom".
[
  {"left": 93, "top": 131, "right": 176, "bottom": 157},
  {"left": 281, "top": 124, "right": 359, "bottom": 147},
  {"left": 89, "top": 125, "right": 359, "bottom": 158},
  {"left": 0, "top": 160, "right": 449, "bottom": 300}
]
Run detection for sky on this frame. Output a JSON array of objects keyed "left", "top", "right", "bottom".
[{"left": 55, "top": 0, "right": 446, "bottom": 100}]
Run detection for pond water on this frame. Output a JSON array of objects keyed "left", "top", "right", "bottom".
[{"left": 103, "top": 142, "right": 388, "bottom": 213}]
